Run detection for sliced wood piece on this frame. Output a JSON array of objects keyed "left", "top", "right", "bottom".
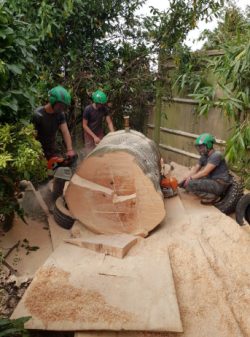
[
  {"left": 75, "top": 332, "right": 165, "bottom": 337},
  {"left": 75, "top": 333, "right": 135, "bottom": 337},
  {"left": 11, "top": 243, "right": 182, "bottom": 332},
  {"left": 65, "top": 233, "right": 138, "bottom": 258},
  {"left": 65, "top": 130, "right": 165, "bottom": 237}
]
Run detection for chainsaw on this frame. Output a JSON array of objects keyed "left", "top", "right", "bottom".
[
  {"left": 160, "top": 176, "right": 178, "bottom": 198},
  {"left": 47, "top": 154, "right": 78, "bottom": 174},
  {"left": 46, "top": 154, "right": 78, "bottom": 202},
  {"left": 160, "top": 160, "right": 178, "bottom": 198}
]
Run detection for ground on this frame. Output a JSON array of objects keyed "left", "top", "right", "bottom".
[{"left": 0, "top": 162, "right": 249, "bottom": 337}]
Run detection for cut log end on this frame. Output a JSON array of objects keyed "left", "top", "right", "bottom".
[{"left": 65, "top": 151, "right": 165, "bottom": 237}]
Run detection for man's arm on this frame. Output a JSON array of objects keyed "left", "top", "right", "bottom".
[
  {"left": 106, "top": 115, "right": 114, "bottom": 132},
  {"left": 59, "top": 122, "right": 75, "bottom": 156},
  {"left": 82, "top": 118, "right": 101, "bottom": 144},
  {"left": 179, "top": 163, "right": 201, "bottom": 187},
  {"left": 191, "top": 163, "right": 216, "bottom": 179},
  {"left": 190, "top": 152, "right": 222, "bottom": 180},
  {"left": 32, "top": 110, "right": 42, "bottom": 138},
  {"left": 181, "top": 163, "right": 216, "bottom": 188},
  {"left": 182, "top": 163, "right": 201, "bottom": 180}
]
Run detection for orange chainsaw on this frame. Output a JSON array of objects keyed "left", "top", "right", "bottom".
[
  {"left": 160, "top": 176, "right": 178, "bottom": 198},
  {"left": 47, "top": 154, "right": 78, "bottom": 172}
]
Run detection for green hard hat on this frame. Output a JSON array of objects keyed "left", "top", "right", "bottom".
[
  {"left": 92, "top": 90, "right": 107, "bottom": 104},
  {"left": 195, "top": 133, "right": 215, "bottom": 150},
  {"left": 49, "top": 85, "right": 71, "bottom": 106}
]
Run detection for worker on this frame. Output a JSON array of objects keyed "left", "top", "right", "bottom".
[
  {"left": 179, "top": 133, "right": 231, "bottom": 204},
  {"left": 82, "top": 89, "right": 114, "bottom": 154},
  {"left": 33, "top": 85, "right": 76, "bottom": 160}
]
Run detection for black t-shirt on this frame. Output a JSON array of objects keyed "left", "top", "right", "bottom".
[
  {"left": 32, "top": 106, "right": 66, "bottom": 158},
  {"left": 82, "top": 104, "right": 108, "bottom": 135},
  {"left": 199, "top": 151, "right": 230, "bottom": 182}
]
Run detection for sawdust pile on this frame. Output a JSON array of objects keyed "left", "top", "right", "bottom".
[
  {"left": 165, "top": 208, "right": 250, "bottom": 337},
  {"left": 118, "top": 195, "right": 250, "bottom": 337},
  {"left": 25, "top": 266, "right": 133, "bottom": 325}
]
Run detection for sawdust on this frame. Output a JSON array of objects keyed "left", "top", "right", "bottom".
[
  {"left": 87, "top": 190, "right": 249, "bottom": 337},
  {"left": 25, "top": 266, "right": 134, "bottom": 325},
  {"left": 166, "top": 241, "right": 245, "bottom": 337},
  {"left": 9, "top": 162, "right": 250, "bottom": 336},
  {"left": 165, "top": 193, "right": 250, "bottom": 337}
]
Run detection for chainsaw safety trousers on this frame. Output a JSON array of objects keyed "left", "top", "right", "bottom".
[{"left": 186, "top": 178, "right": 229, "bottom": 197}]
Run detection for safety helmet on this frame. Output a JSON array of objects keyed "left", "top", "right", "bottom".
[
  {"left": 195, "top": 133, "right": 215, "bottom": 150},
  {"left": 49, "top": 85, "right": 71, "bottom": 106},
  {"left": 92, "top": 90, "right": 107, "bottom": 104}
]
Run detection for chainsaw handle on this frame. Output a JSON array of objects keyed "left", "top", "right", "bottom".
[
  {"left": 47, "top": 153, "right": 78, "bottom": 170},
  {"left": 178, "top": 180, "right": 185, "bottom": 188}
]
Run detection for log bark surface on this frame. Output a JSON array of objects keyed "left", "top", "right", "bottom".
[{"left": 65, "top": 130, "right": 165, "bottom": 236}]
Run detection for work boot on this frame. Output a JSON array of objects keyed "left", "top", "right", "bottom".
[{"left": 200, "top": 194, "right": 221, "bottom": 205}]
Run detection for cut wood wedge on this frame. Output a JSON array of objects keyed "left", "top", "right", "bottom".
[{"left": 65, "top": 233, "right": 137, "bottom": 258}]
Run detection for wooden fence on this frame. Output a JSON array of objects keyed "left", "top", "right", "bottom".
[{"left": 146, "top": 50, "right": 233, "bottom": 167}]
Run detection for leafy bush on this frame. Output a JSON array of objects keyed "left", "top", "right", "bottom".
[
  {"left": 0, "top": 0, "right": 228, "bottom": 227},
  {"left": 0, "top": 317, "right": 30, "bottom": 337},
  {"left": 0, "top": 2, "right": 47, "bottom": 228},
  {"left": 171, "top": 6, "right": 250, "bottom": 183},
  {"left": 0, "top": 1, "right": 37, "bottom": 124},
  {"left": 0, "top": 124, "right": 47, "bottom": 228}
]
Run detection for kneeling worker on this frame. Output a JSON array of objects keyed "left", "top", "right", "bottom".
[{"left": 179, "top": 133, "right": 231, "bottom": 204}]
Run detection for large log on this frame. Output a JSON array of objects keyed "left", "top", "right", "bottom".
[{"left": 65, "top": 130, "right": 165, "bottom": 237}]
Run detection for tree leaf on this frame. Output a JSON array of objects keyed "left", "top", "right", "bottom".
[{"left": 6, "top": 64, "right": 23, "bottom": 75}]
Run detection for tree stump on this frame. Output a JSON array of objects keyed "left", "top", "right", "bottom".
[{"left": 65, "top": 130, "right": 165, "bottom": 237}]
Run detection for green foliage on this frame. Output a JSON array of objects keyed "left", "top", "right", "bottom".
[
  {"left": 0, "top": 2, "right": 44, "bottom": 226},
  {"left": 225, "top": 120, "right": 250, "bottom": 185},
  {"left": 0, "top": 1, "right": 37, "bottom": 123},
  {"left": 0, "top": 124, "right": 47, "bottom": 179},
  {"left": 144, "top": 0, "right": 225, "bottom": 53},
  {"left": 172, "top": 46, "right": 208, "bottom": 95},
  {"left": 6, "top": 0, "right": 153, "bottom": 131},
  {"left": 0, "top": 0, "right": 228, "bottom": 224},
  {"left": 145, "top": 0, "right": 225, "bottom": 143},
  {"left": 200, "top": 5, "right": 249, "bottom": 49},
  {"left": 170, "top": 5, "right": 250, "bottom": 182},
  {"left": 0, "top": 317, "right": 30, "bottom": 337},
  {"left": 196, "top": 5, "right": 250, "bottom": 120},
  {"left": 5, "top": 0, "right": 224, "bottom": 132},
  {"left": 195, "top": 7, "right": 250, "bottom": 171},
  {"left": 0, "top": 123, "right": 47, "bottom": 221},
  {"left": 190, "top": 86, "right": 215, "bottom": 116}
]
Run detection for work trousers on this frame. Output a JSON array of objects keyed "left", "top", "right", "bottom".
[{"left": 186, "top": 178, "right": 230, "bottom": 198}]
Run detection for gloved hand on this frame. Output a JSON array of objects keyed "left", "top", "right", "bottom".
[
  {"left": 178, "top": 180, "right": 185, "bottom": 188},
  {"left": 183, "top": 177, "right": 192, "bottom": 188},
  {"left": 178, "top": 177, "right": 192, "bottom": 188},
  {"left": 64, "top": 153, "right": 78, "bottom": 168}
]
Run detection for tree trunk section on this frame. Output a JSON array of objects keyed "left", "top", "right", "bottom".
[{"left": 65, "top": 130, "right": 165, "bottom": 237}]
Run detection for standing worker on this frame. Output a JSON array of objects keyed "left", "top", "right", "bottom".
[
  {"left": 82, "top": 89, "right": 114, "bottom": 154},
  {"left": 33, "top": 85, "right": 76, "bottom": 160},
  {"left": 179, "top": 133, "right": 231, "bottom": 204}
]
